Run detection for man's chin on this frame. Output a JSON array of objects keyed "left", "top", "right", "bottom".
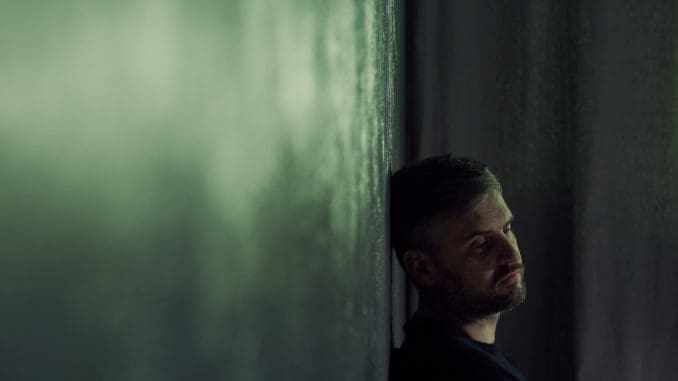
[
  {"left": 500, "top": 281, "right": 527, "bottom": 311},
  {"left": 438, "top": 275, "right": 526, "bottom": 317},
  {"left": 486, "top": 278, "right": 526, "bottom": 312}
]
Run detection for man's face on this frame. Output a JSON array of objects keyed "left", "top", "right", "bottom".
[{"left": 429, "top": 190, "right": 526, "bottom": 319}]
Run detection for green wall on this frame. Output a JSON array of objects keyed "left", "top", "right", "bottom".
[{"left": 0, "top": 1, "right": 398, "bottom": 379}]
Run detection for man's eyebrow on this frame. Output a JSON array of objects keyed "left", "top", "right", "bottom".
[{"left": 463, "top": 215, "right": 515, "bottom": 241}]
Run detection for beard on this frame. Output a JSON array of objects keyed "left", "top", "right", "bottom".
[{"left": 434, "top": 265, "right": 527, "bottom": 319}]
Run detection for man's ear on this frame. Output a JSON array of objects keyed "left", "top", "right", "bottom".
[{"left": 402, "top": 249, "right": 438, "bottom": 287}]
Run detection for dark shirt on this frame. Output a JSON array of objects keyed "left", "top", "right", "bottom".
[{"left": 389, "top": 314, "right": 527, "bottom": 381}]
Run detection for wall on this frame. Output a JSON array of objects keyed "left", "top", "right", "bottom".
[{"left": 0, "top": 1, "right": 398, "bottom": 380}]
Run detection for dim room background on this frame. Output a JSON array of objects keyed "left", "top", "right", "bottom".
[{"left": 406, "top": 1, "right": 678, "bottom": 380}]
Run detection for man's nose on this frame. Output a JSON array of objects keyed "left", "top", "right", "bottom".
[{"left": 496, "top": 234, "right": 521, "bottom": 264}]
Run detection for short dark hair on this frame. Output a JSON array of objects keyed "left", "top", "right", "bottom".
[{"left": 390, "top": 155, "right": 502, "bottom": 267}]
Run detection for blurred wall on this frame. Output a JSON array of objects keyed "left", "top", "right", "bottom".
[{"left": 0, "top": 1, "right": 399, "bottom": 380}]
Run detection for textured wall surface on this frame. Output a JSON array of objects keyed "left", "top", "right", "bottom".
[{"left": 0, "top": 1, "right": 397, "bottom": 380}]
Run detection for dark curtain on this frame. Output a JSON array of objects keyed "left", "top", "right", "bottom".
[{"left": 404, "top": 1, "right": 678, "bottom": 380}]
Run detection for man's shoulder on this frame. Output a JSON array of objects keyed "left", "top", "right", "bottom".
[
  {"left": 389, "top": 330, "right": 526, "bottom": 381},
  {"left": 390, "top": 338, "right": 501, "bottom": 380}
]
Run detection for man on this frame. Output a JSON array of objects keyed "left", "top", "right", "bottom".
[{"left": 389, "top": 155, "right": 527, "bottom": 381}]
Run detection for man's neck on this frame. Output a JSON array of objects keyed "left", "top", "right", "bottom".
[{"left": 416, "top": 305, "right": 500, "bottom": 344}]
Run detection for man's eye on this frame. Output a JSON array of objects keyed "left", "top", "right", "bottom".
[
  {"left": 473, "top": 240, "right": 488, "bottom": 249},
  {"left": 503, "top": 224, "right": 513, "bottom": 234}
]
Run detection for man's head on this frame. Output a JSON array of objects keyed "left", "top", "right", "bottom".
[{"left": 390, "top": 155, "right": 526, "bottom": 320}]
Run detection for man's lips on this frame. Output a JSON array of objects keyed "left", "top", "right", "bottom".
[{"left": 497, "top": 270, "right": 521, "bottom": 285}]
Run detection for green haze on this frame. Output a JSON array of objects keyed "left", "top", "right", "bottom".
[{"left": 0, "top": 1, "right": 397, "bottom": 380}]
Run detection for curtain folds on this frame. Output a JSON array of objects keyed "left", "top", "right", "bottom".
[{"left": 405, "top": 1, "right": 678, "bottom": 380}]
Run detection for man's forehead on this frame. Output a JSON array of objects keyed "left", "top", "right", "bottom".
[
  {"left": 469, "top": 191, "right": 511, "bottom": 220},
  {"left": 434, "top": 191, "right": 513, "bottom": 239}
]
